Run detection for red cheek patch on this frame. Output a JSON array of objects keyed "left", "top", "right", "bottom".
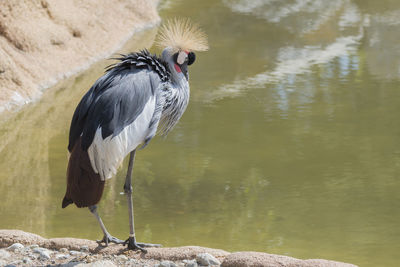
[{"left": 174, "top": 63, "right": 182, "bottom": 73}]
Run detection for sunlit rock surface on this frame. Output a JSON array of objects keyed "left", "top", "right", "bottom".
[
  {"left": 0, "top": 0, "right": 160, "bottom": 113},
  {"left": 0, "top": 230, "right": 357, "bottom": 267}
]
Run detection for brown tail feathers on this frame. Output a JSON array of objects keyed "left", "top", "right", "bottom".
[{"left": 62, "top": 137, "right": 105, "bottom": 208}]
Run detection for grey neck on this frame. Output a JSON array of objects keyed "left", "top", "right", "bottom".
[{"left": 159, "top": 76, "right": 190, "bottom": 136}]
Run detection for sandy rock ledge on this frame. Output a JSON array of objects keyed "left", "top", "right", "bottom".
[
  {"left": 0, "top": 230, "right": 357, "bottom": 267},
  {"left": 0, "top": 0, "right": 160, "bottom": 113}
]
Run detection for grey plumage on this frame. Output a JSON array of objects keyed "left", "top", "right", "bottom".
[
  {"left": 63, "top": 18, "right": 208, "bottom": 251},
  {"left": 158, "top": 76, "right": 190, "bottom": 136},
  {"left": 68, "top": 49, "right": 188, "bottom": 153}
]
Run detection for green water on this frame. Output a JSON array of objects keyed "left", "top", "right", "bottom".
[{"left": 1, "top": 0, "right": 400, "bottom": 266}]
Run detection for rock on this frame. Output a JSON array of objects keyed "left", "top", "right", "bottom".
[
  {"left": 157, "top": 260, "right": 177, "bottom": 267},
  {"left": 80, "top": 245, "right": 90, "bottom": 253},
  {"left": 0, "top": 260, "right": 7, "bottom": 266},
  {"left": 5, "top": 261, "right": 21, "bottom": 267},
  {"left": 196, "top": 253, "right": 221, "bottom": 266},
  {"left": 60, "top": 247, "right": 69, "bottom": 253},
  {"left": 6, "top": 243, "right": 24, "bottom": 251},
  {"left": 70, "top": 250, "right": 82, "bottom": 256},
  {"left": 22, "top": 257, "right": 32, "bottom": 264},
  {"left": 39, "top": 250, "right": 51, "bottom": 260},
  {"left": 32, "top": 247, "right": 45, "bottom": 253},
  {"left": 56, "top": 253, "right": 70, "bottom": 260},
  {"left": 116, "top": 254, "right": 128, "bottom": 261},
  {"left": 32, "top": 247, "right": 52, "bottom": 260},
  {"left": 183, "top": 259, "right": 198, "bottom": 267},
  {"left": 60, "top": 263, "right": 83, "bottom": 267},
  {"left": 0, "top": 249, "right": 11, "bottom": 259},
  {"left": 29, "top": 244, "right": 39, "bottom": 249},
  {"left": 29, "top": 253, "right": 38, "bottom": 260},
  {"left": 75, "top": 260, "right": 117, "bottom": 266}
]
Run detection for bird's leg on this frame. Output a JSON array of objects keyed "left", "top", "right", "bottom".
[
  {"left": 89, "top": 205, "right": 124, "bottom": 246},
  {"left": 123, "top": 150, "right": 161, "bottom": 252}
]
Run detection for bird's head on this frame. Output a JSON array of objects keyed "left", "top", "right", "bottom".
[{"left": 156, "top": 18, "right": 208, "bottom": 82}]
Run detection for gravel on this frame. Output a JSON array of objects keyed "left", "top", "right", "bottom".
[
  {"left": 0, "top": 246, "right": 224, "bottom": 267},
  {"left": 0, "top": 244, "right": 215, "bottom": 267}
]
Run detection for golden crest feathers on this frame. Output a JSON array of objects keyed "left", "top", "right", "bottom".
[{"left": 156, "top": 18, "right": 209, "bottom": 52}]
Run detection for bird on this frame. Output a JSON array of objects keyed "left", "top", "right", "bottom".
[{"left": 61, "top": 18, "right": 208, "bottom": 252}]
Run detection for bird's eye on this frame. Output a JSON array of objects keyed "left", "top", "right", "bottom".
[{"left": 188, "top": 52, "right": 196, "bottom": 65}]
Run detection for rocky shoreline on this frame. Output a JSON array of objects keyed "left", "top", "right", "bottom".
[{"left": 0, "top": 230, "right": 357, "bottom": 267}]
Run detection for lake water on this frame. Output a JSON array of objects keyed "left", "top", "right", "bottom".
[{"left": 1, "top": 0, "right": 400, "bottom": 266}]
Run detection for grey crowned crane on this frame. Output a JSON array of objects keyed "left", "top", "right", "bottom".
[{"left": 62, "top": 19, "right": 208, "bottom": 252}]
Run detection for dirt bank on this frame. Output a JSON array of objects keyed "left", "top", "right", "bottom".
[
  {"left": 0, "top": 230, "right": 358, "bottom": 266},
  {"left": 0, "top": 0, "right": 160, "bottom": 113}
]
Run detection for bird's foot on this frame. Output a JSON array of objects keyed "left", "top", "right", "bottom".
[
  {"left": 124, "top": 236, "right": 162, "bottom": 252},
  {"left": 97, "top": 234, "right": 124, "bottom": 247}
]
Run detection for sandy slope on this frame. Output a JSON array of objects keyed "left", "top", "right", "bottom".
[{"left": 0, "top": 0, "right": 160, "bottom": 113}]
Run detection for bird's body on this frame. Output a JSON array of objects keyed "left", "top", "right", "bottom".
[
  {"left": 62, "top": 19, "right": 208, "bottom": 251},
  {"left": 63, "top": 51, "right": 188, "bottom": 208}
]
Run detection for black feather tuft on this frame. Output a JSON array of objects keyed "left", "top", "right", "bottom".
[{"left": 106, "top": 50, "right": 171, "bottom": 82}]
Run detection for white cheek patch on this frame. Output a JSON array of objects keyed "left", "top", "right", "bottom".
[{"left": 177, "top": 51, "right": 187, "bottom": 65}]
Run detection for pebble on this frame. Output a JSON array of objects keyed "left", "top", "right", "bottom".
[
  {"left": 183, "top": 259, "right": 198, "bottom": 267},
  {"left": 39, "top": 250, "right": 51, "bottom": 260},
  {"left": 0, "top": 249, "right": 11, "bottom": 259},
  {"left": 60, "top": 247, "right": 69, "bottom": 253},
  {"left": 80, "top": 245, "right": 89, "bottom": 252},
  {"left": 29, "top": 244, "right": 39, "bottom": 249},
  {"left": 70, "top": 250, "right": 83, "bottom": 256},
  {"left": 56, "top": 253, "right": 70, "bottom": 260},
  {"left": 60, "top": 263, "right": 82, "bottom": 267},
  {"left": 32, "top": 247, "right": 46, "bottom": 253},
  {"left": 196, "top": 253, "right": 220, "bottom": 266},
  {"left": 29, "top": 253, "right": 38, "bottom": 260},
  {"left": 116, "top": 254, "right": 128, "bottom": 261},
  {"left": 6, "top": 243, "right": 24, "bottom": 251},
  {"left": 22, "top": 257, "right": 32, "bottom": 264},
  {"left": 157, "top": 260, "right": 177, "bottom": 267},
  {"left": 32, "top": 247, "right": 52, "bottom": 260},
  {"left": 78, "top": 260, "right": 117, "bottom": 266}
]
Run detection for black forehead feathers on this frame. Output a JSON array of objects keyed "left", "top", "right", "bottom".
[{"left": 188, "top": 52, "right": 196, "bottom": 65}]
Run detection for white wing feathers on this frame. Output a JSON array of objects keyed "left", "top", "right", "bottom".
[{"left": 88, "top": 97, "right": 156, "bottom": 180}]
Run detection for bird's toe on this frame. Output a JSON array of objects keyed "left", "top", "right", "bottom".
[
  {"left": 97, "top": 234, "right": 124, "bottom": 246},
  {"left": 124, "top": 237, "right": 149, "bottom": 253}
]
